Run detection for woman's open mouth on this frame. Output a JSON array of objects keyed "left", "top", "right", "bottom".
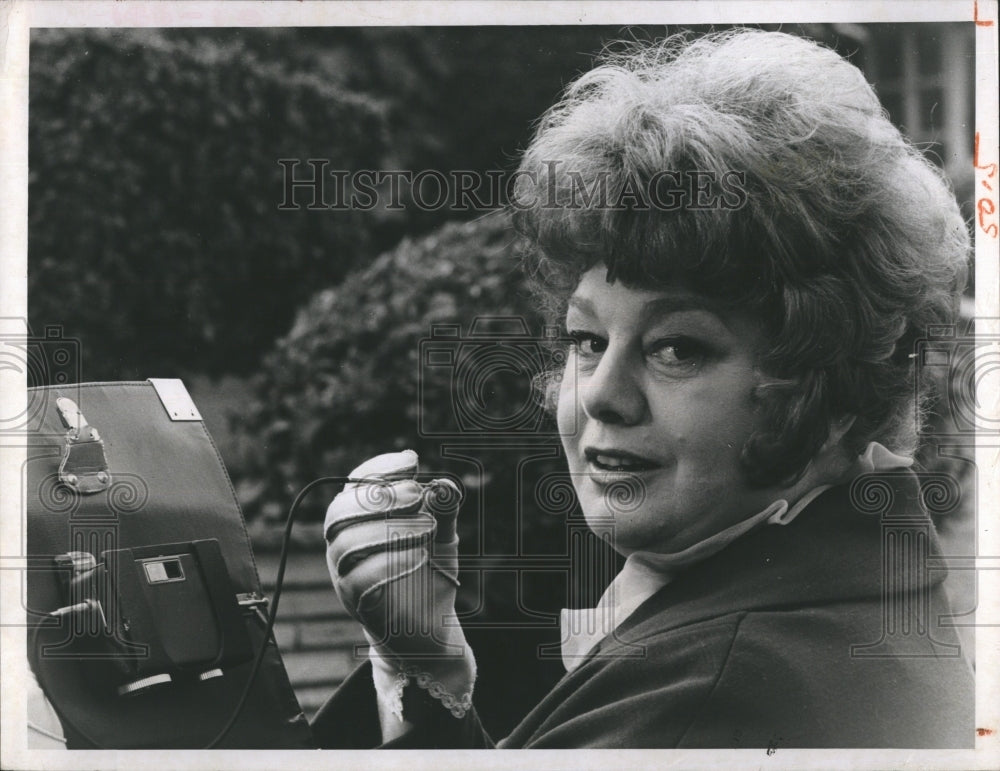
[{"left": 584, "top": 447, "right": 660, "bottom": 473}]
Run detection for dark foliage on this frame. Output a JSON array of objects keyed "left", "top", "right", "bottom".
[{"left": 29, "top": 29, "right": 386, "bottom": 379}]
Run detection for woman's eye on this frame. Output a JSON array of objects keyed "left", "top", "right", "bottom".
[
  {"left": 566, "top": 330, "right": 707, "bottom": 372},
  {"left": 647, "top": 338, "right": 706, "bottom": 369},
  {"left": 566, "top": 330, "right": 607, "bottom": 356}
]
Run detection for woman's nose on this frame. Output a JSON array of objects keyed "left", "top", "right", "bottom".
[{"left": 579, "top": 345, "right": 647, "bottom": 426}]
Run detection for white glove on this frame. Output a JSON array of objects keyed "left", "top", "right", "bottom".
[{"left": 325, "top": 450, "right": 475, "bottom": 724}]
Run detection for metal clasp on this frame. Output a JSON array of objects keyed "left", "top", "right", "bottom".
[{"left": 55, "top": 397, "right": 111, "bottom": 494}]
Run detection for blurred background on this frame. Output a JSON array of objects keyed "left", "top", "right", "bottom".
[{"left": 27, "top": 23, "right": 977, "bottom": 734}]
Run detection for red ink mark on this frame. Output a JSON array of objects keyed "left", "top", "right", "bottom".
[
  {"left": 978, "top": 134, "right": 998, "bottom": 177},
  {"left": 977, "top": 727, "right": 995, "bottom": 736},
  {"left": 975, "top": 132, "right": 999, "bottom": 238},
  {"left": 975, "top": 0, "right": 995, "bottom": 26}
]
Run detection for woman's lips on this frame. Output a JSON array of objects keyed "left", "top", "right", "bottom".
[
  {"left": 582, "top": 447, "right": 661, "bottom": 486},
  {"left": 584, "top": 447, "right": 660, "bottom": 470}
]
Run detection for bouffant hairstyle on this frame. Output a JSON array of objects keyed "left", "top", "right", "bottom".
[{"left": 513, "top": 29, "right": 969, "bottom": 488}]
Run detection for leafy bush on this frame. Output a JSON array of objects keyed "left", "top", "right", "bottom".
[
  {"left": 247, "top": 213, "right": 532, "bottom": 498},
  {"left": 29, "top": 29, "right": 386, "bottom": 380}
]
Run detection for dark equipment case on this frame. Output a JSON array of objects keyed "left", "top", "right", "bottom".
[{"left": 24, "top": 379, "right": 316, "bottom": 749}]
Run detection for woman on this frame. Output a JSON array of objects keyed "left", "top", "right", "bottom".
[{"left": 312, "top": 29, "right": 973, "bottom": 748}]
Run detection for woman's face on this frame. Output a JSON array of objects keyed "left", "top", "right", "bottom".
[{"left": 557, "top": 265, "right": 786, "bottom": 556}]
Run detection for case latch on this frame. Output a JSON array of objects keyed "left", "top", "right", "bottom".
[{"left": 55, "top": 397, "right": 111, "bottom": 494}]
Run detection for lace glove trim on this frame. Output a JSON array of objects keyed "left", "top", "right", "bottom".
[{"left": 368, "top": 644, "right": 475, "bottom": 721}]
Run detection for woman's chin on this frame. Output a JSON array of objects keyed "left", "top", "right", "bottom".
[{"left": 576, "top": 487, "right": 656, "bottom": 547}]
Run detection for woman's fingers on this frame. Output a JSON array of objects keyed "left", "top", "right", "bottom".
[
  {"left": 323, "top": 453, "right": 474, "bottom": 680},
  {"left": 345, "top": 449, "right": 419, "bottom": 484},
  {"left": 324, "top": 478, "right": 423, "bottom": 542},
  {"left": 329, "top": 544, "right": 429, "bottom": 623},
  {"left": 423, "top": 478, "right": 462, "bottom": 584},
  {"left": 324, "top": 452, "right": 467, "bottom": 622},
  {"left": 328, "top": 514, "right": 435, "bottom": 577},
  {"left": 423, "top": 478, "right": 461, "bottom": 543}
]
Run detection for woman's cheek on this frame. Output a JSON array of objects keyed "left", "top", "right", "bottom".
[{"left": 555, "top": 364, "right": 579, "bottom": 448}]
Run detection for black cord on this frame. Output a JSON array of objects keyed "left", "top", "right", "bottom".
[{"left": 205, "top": 475, "right": 361, "bottom": 748}]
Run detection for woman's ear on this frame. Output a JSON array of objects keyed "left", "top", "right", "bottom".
[
  {"left": 789, "top": 415, "right": 859, "bottom": 495},
  {"left": 821, "top": 414, "right": 858, "bottom": 456}
]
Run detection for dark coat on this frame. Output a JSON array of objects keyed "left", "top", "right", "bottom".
[{"left": 311, "top": 471, "right": 974, "bottom": 749}]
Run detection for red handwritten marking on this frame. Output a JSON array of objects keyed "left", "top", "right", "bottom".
[
  {"left": 977, "top": 727, "right": 995, "bottom": 736},
  {"left": 975, "top": 132, "right": 999, "bottom": 238},
  {"left": 975, "top": 0, "right": 995, "bottom": 26}
]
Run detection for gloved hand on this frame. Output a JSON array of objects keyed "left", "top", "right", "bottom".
[{"left": 324, "top": 450, "right": 475, "bottom": 724}]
